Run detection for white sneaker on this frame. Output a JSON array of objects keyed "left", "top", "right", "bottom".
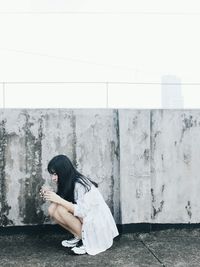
[
  {"left": 61, "top": 236, "right": 81, "bottom": 248},
  {"left": 71, "top": 240, "right": 87, "bottom": 255}
]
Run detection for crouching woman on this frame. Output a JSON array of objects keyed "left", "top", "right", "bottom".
[{"left": 40, "top": 155, "right": 119, "bottom": 255}]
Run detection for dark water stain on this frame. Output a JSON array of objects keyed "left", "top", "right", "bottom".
[
  {"left": 69, "top": 111, "right": 77, "bottom": 168},
  {"left": 183, "top": 153, "right": 191, "bottom": 165},
  {"left": 154, "top": 131, "right": 161, "bottom": 139},
  {"left": 132, "top": 115, "right": 138, "bottom": 128},
  {"left": 107, "top": 174, "right": 114, "bottom": 215},
  {"left": 108, "top": 112, "right": 118, "bottom": 216},
  {"left": 18, "top": 112, "right": 45, "bottom": 224},
  {"left": 185, "top": 201, "right": 192, "bottom": 219},
  {"left": 150, "top": 111, "right": 154, "bottom": 169},
  {"left": 152, "top": 200, "right": 164, "bottom": 219},
  {"left": 180, "top": 114, "right": 197, "bottom": 143},
  {"left": 151, "top": 188, "right": 155, "bottom": 202},
  {"left": 113, "top": 111, "right": 120, "bottom": 162},
  {"left": 161, "top": 184, "right": 165, "bottom": 193},
  {"left": 140, "top": 131, "right": 148, "bottom": 143},
  {"left": 151, "top": 188, "right": 164, "bottom": 218},
  {"left": 152, "top": 130, "right": 161, "bottom": 152},
  {"left": 109, "top": 138, "right": 116, "bottom": 216},
  {"left": 183, "top": 115, "right": 194, "bottom": 129},
  {"left": 111, "top": 109, "right": 121, "bottom": 223},
  {"left": 143, "top": 149, "right": 150, "bottom": 164},
  {"left": 0, "top": 119, "right": 13, "bottom": 226}
]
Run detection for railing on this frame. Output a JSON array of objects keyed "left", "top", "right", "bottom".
[{"left": 1, "top": 81, "right": 199, "bottom": 109}]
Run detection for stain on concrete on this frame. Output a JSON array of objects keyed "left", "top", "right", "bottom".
[
  {"left": 152, "top": 200, "right": 164, "bottom": 219},
  {"left": 112, "top": 109, "right": 121, "bottom": 223},
  {"left": 109, "top": 139, "right": 117, "bottom": 214},
  {"left": 136, "top": 183, "right": 143, "bottom": 199},
  {"left": 151, "top": 188, "right": 155, "bottom": 202},
  {"left": 109, "top": 140, "right": 116, "bottom": 211},
  {"left": 150, "top": 111, "right": 154, "bottom": 166},
  {"left": 132, "top": 115, "right": 138, "bottom": 128},
  {"left": 70, "top": 111, "right": 77, "bottom": 168},
  {"left": 18, "top": 112, "right": 45, "bottom": 224},
  {"left": 182, "top": 115, "right": 194, "bottom": 129},
  {"left": 154, "top": 131, "right": 161, "bottom": 139},
  {"left": 161, "top": 184, "right": 165, "bottom": 193},
  {"left": 113, "top": 110, "right": 120, "bottom": 161},
  {"left": 185, "top": 201, "right": 192, "bottom": 220},
  {"left": 140, "top": 131, "right": 148, "bottom": 143},
  {"left": 183, "top": 153, "right": 191, "bottom": 165},
  {"left": 0, "top": 119, "right": 13, "bottom": 226},
  {"left": 180, "top": 114, "right": 198, "bottom": 143},
  {"left": 151, "top": 188, "right": 164, "bottom": 218},
  {"left": 152, "top": 130, "right": 161, "bottom": 151},
  {"left": 143, "top": 149, "right": 150, "bottom": 164},
  {"left": 108, "top": 110, "right": 120, "bottom": 218}
]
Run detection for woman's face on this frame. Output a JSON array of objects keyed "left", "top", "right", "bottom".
[{"left": 50, "top": 173, "right": 58, "bottom": 183}]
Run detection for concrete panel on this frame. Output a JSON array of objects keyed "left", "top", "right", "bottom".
[
  {"left": 0, "top": 110, "right": 44, "bottom": 225},
  {"left": 0, "top": 109, "right": 76, "bottom": 226},
  {"left": 119, "top": 110, "right": 151, "bottom": 224},
  {"left": 75, "top": 109, "right": 120, "bottom": 223},
  {"left": 40, "top": 109, "right": 76, "bottom": 223},
  {"left": 151, "top": 110, "right": 200, "bottom": 223}
]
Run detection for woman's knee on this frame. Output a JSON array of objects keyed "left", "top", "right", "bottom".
[{"left": 48, "top": 203, "right": 58, "bottom": 217}]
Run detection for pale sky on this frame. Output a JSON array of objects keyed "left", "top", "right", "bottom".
[{"left": 0, "top": 1, "right": 200, "bottom": 108}]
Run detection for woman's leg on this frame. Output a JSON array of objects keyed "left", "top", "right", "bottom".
[
  {"left": 48, "top": 203, "right": 82, "bottom": 238},
  {"left": 48, "top": 203, "right": 72, "bottom": 233},
  {"left": 54, "top": 219, "right": 78, "bottom": 237}
]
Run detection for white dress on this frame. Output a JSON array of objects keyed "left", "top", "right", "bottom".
[{"left": 73, "top": 182, "right": 119, "bottom": 255}]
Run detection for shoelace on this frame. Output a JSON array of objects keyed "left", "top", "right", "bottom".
[{"left": 75, "top": 239, "right": 83, "bottom": 247}]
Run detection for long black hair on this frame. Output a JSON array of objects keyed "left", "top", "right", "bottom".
[{"left": 47, "top": 155, "right": 98, "bottom": 203}]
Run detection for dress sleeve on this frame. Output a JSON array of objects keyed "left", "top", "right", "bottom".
[{"left": 73, "top": 182, "right": 90, "bottom": 218}]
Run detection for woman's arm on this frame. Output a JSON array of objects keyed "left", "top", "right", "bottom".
[
  {"left": 59, "top": 197, "right": 74, "bottom": 214},
  {"left": 43, "top": 191, "right": 75, "bottom": 214}
]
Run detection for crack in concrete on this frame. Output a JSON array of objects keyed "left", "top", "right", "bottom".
[{"left": 137, "top": 235, "right": 166, "bottom": 267}]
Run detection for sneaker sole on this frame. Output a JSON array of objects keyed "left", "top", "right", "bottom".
[
  {"left": 61, "top": 241, "right": 79, "bottom": 248},
  {"left": 71, "top": 250, "right": 87, "bottom": 255}
]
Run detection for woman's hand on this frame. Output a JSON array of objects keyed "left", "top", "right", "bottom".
[
  {"left": 43, "top": 191, "right": 62, "bottom": 204},
  {"left": 39, "top": 186, "right": 53, "bottom": 198}
]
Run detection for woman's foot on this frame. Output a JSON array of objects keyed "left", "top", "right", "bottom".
[
  {"left": 61, "top": 236, "right": 81, "bottom": 248},
  {"left": 71, "top": 240, "right": 87, "bottom": 255}
]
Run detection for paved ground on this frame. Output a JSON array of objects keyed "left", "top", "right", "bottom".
[{"left": 1, "top": 228, "right": 200, "bottom": 267}]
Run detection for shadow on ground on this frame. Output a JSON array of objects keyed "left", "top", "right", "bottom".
[{"left": 1, "top": 228, "right": 200, "bottom": 267}]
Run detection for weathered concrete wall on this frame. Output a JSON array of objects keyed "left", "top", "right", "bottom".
[
  {"left": 119, "top": 110, "right": 151, "bottom": 224},
  {"left": 1, "top": 109, "right": 200, "bottom": 226},
  {"left": 151, "top": 110, "right": 200, "bottom": 223},
  {"left": 0, "top": 109, "right": 120, "bottom": 226}
]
